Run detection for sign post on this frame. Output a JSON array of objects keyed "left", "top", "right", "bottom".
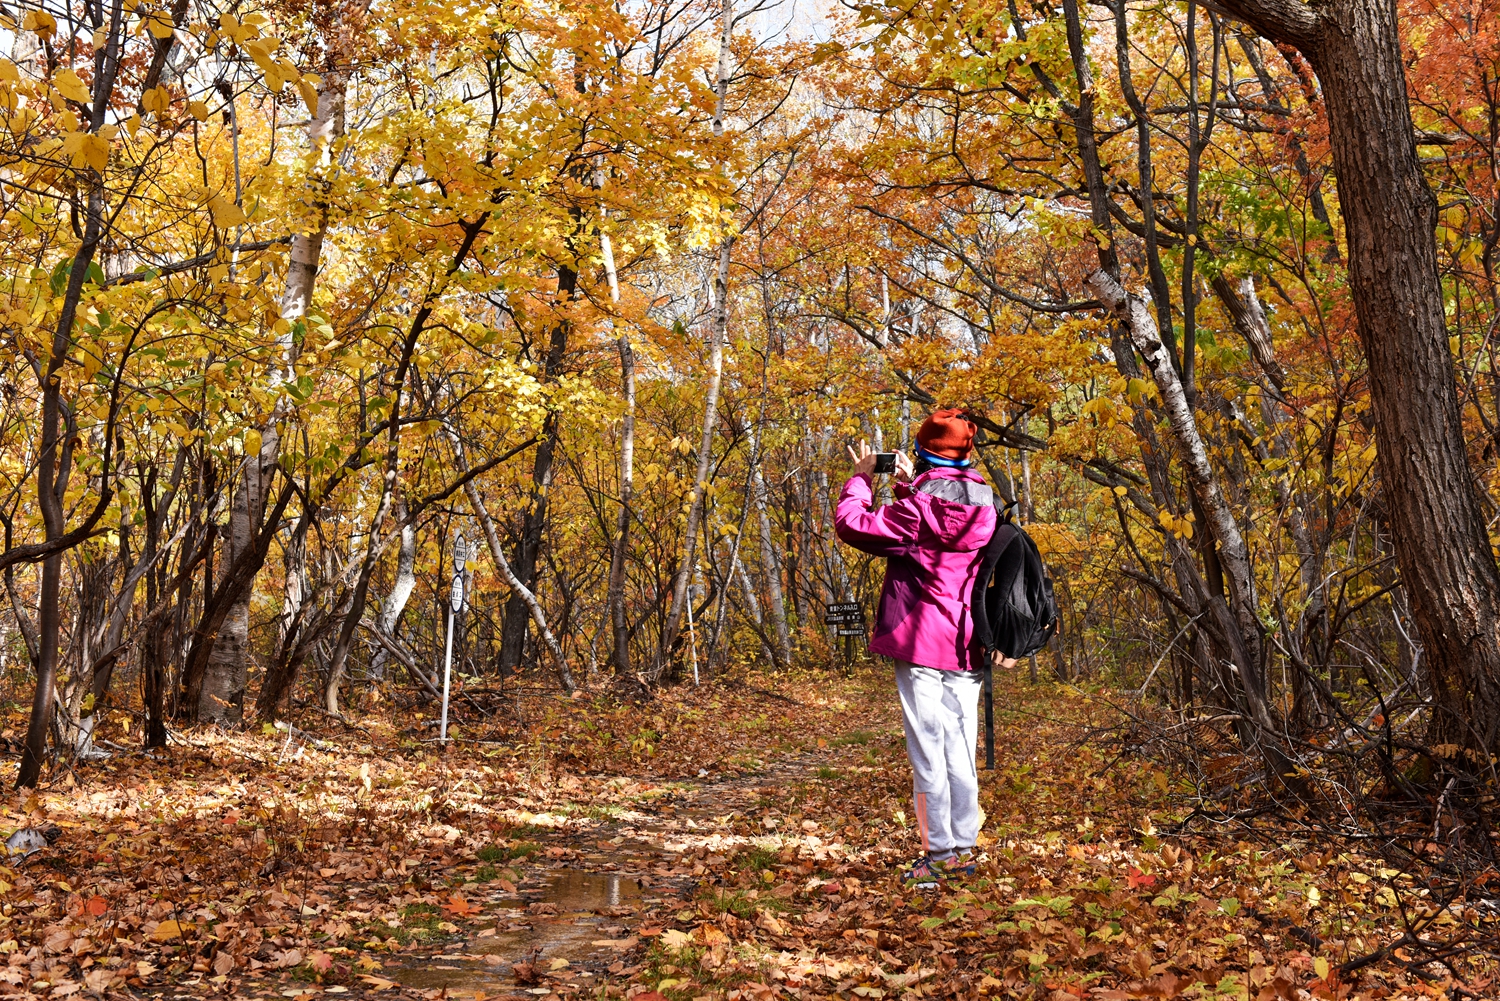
[
  {"left": 439, "top": 534, "right": 468, "bottom": 743},
  {"left": 824, "top": 601, "right": 865, "bottom": 670}
]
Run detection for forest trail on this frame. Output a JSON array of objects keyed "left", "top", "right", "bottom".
[
  {"left": 0, "top": 668, "right": 1451, "bottom": 1001},
  {"left": 381, "top": 747, "right": 842, "bottom": 998}
]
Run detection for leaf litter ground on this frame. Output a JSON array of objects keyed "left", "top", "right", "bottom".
[{"left": 0, "top": 668, "right": 1484, "bottom": 1000}]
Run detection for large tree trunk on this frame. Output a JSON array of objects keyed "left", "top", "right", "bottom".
[{"left": 1220, "top": 0, "right": 1500, "bottom": 751}]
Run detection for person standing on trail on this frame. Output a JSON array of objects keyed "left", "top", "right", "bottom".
[{"left": 834, "top": 408, "right": 1013, "bottom": 887}]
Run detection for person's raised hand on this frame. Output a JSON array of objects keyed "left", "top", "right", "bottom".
[
  {"left": 894, "top": 450, "right": 915, "bottom": 482},
  {"left": 846, "top": 439, "right": 876, "bottom": 478}
]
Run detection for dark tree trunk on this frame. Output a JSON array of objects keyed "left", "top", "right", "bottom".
[
  {"left": 498, "top": 263, "right": 577, "bottom": 674},
  {"left": 1220, "top": 0, "right": 1500, "bottom": 752}
]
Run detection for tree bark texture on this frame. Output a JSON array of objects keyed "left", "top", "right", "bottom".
[
  {"left": 197, "top": 450, "right": 264, "bottom": 723},
  {"left": 1218, "top": 0, "right": 1500, "bottom": 750}
]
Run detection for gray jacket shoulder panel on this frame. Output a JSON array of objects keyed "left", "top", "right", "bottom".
[{"left": 915, "top": 478, "right": 994, "bottom": 508}]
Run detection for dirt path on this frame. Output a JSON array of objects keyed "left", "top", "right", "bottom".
[{"left": 380, "top": 747, "right": 858, "bottom": 1000}]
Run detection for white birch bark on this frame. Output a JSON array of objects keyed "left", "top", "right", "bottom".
[
  {"left": 662, "top": 0, "right": 734, "bottom": 665},
  {"left": 201, "top": 66, "right": 348, "bottom": 722},
  {"left": 601, "top": 224, "right": 635, "bottom": 676},
  {"left": 369, "top": 510, "right": 417, "bottom": 681},
  {"left": 1086, "top": 269, "right": 1277, "bottom": 729},
  {"left": 451, "top": 436, "right": 573, "bottom": 691},
  {"left": 1217, "top": 275, "right": 1325, "bottom": 656}
]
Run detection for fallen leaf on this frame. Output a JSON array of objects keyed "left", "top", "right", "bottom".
[
  {"left": 442, "top": 894, "right": 481, "bottom": 917},
  {"left": 591, "top": 937, "right": 638, "bottom": 949},
  {"left": 149, "top": 920, "right": 183, "bottom": 942},
  {"left": 359, "top": 976, "right": 400, "bottom": 991}
]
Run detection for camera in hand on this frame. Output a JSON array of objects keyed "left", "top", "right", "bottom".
[{"left": 873, "top": 452, "right": 898, "bottom": 474}]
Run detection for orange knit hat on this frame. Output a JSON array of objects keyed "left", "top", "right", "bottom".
[{"left": 915, "top": 408, "right": 976, "bottom": 460}]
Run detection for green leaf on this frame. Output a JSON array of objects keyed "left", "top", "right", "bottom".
[{"left": 50, "top": 257, "right": 72, "bottom": 296}]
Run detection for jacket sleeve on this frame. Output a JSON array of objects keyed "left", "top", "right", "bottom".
[{"left": 834, "top": 474, "right": 924, "bottom": 558}]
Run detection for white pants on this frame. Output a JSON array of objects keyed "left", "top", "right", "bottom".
[{"left": 895, "top": 662, "right": 982, "bottom": 856}]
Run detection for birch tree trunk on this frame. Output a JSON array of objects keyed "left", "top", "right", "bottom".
[
  {"left": 369, "top": 503, "right": 417, "bottom": 681},
  {"left": 662, "top": 0, "right": 734, "bottom": 668},
  {"left": 199, "top": 64, "right": 348, "bottom": 723},
  {"left": 1086, "top": 270, "right": 1277, "bottom": 733},
  {"left": 461, "top": 463, "right": 574, "bottom": 692},
  {"left": 752, "top": 464, "right": 792, "bottom": 667},
  {"left": 1057, "top": 0, "right": 1284, "bottom": 757},
  {"left": 1214, "top": 275, "right": 1328, "bottom": 676},
  {"left": 601, "top": 225, "right": 636, "bottom": 677}
]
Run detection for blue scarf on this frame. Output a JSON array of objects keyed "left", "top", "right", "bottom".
[{"left": 916, "top": 446, "right": 970, "bottom": 468}]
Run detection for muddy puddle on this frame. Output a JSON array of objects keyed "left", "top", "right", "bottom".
[
  {"left": 389, "top": 766, "right": 807, "bottom": 997},
  {"left": 392, "top": 871, "right": 646, "bottom": 996}
]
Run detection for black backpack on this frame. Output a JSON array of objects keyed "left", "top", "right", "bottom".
[{"left": 969, "top": 510, "right": 1059, "bottom": 667}]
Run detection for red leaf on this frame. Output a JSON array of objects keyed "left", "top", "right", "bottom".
[
  {"left": 1127, "top": 867, "right": 1156, "bottom": 889},
  {"left": 85, "top": 896, "right": 107, "bottom": 917}
]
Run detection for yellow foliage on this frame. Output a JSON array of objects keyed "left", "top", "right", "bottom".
[{"left": 52, "top": 69, "right": 90, "bottom": 104}]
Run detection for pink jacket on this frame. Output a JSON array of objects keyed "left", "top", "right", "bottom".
[{"left": 835, "top": 468, "right": 998, "bottom": 671}]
